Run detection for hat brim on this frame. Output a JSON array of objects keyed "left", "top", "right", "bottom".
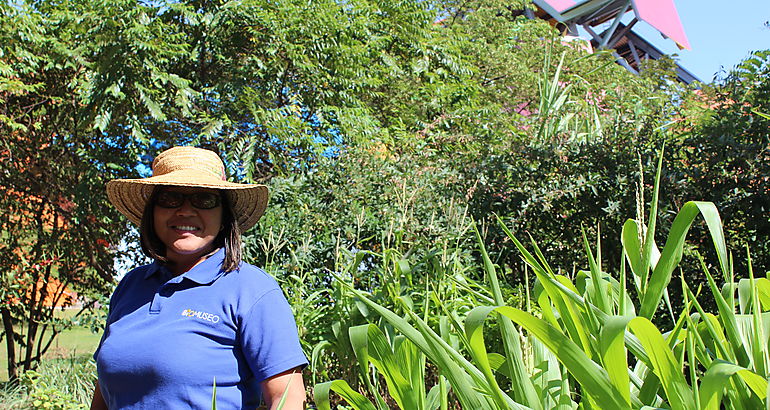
[{"left": 106, "top": 170, "right": 268, "bottom": 232}]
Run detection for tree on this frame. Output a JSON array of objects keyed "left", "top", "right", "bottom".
[
  {"left": 669, "top": 50, "right": 770, "bottom": 277},
  {"left": 0, "top": 0, "right": 135, "bottom": 380},
  {"left": 83, "top": 0, "right": 438, "bottom": 177}
]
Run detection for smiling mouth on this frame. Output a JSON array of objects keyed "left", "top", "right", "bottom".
[{"left": 172, "top": 225, "right": 199, "bottom": 232}]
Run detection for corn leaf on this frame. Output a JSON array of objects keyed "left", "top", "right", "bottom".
[
  {"left": 314, "top": 380, "right": 378, "bottom": 410},
  {"left": 340, "top": 282, "right": 494, "bottom": 409},
  {"left": 348, "top": 324, "right": 394, "bottom": 410},
  {"left": 704, "top": 267, "right": 751, "bottom": 366},
  {"left": 639, "top": 151, "right": 665, "bottom": 294},
  {"left": 600, "top": 316, "right": 633, "bottom": 407},
  {"left": 475, "top": 224, "right": 542, "bottom": 409},
  {"left": 466, "top": 305, "right": 628, "bottom": 408},
  {"left": 365, "top": 325, "right": 421, "bottom": 410},
  {"left": 628, "top": 317, "right": 695, "bottom": 410},
  {"left": 640, "top": 202, "right": 728, "bottom": 319},
  {"left": 581, "top": 228, "right": 610, "bottom": 313},
  {"left": 699, "top": 360, "right": 768, "bottom": 409},
  {"left": 621, "top": 219, "right": 644, "bottom": 283}
]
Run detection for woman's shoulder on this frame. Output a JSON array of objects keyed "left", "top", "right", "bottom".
[
  {"left": 118, "top": 263, "right": 157, "bottom": 286},
  {"left": 106, "top": 262, "right": 159, "bottom": 308},
  {"left": 119, "top": 262, "right": 160, "bottom": 284},
  {"left": 217, "top": 263, "right": 288, "bottom": 315},
  {"left": 220, "top": 262, "right": 282, "bottom": 293}
]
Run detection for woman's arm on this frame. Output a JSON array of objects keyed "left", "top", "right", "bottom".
[
  {"left": 259, "top": 367, "right": 306, "bottom": 410},
  {"left": 90, "top": 380, "right": 108, "bottom": 410}
]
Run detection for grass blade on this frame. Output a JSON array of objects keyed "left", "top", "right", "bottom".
[{"left": 211, "top": 377, "right": 217, "bottom": 410}]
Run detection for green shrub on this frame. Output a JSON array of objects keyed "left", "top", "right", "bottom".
[
  {"left": 21, "top": 370, "right": 83, "bottom": 410},
  {"left": 0, "top": 355, "right": 95, "bottom": 409}
]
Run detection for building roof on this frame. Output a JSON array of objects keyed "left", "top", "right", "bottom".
[
  {"left": 534, "top": 0, "right": 690, "bottom": 49},
  {"left": 529, "top": 0, "right": 698, "bottom": 83}
]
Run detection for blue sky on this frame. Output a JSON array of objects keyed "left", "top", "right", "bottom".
[{"left": 635, "top": 0, "right": 770, "bottom": 83}]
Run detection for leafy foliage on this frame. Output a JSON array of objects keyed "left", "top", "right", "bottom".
[
  {"left": 0, "top": 355, "right": 94, "bottom": 409},
  {"left": 668, "top": 50, "right": 770, "bottom": 279}
]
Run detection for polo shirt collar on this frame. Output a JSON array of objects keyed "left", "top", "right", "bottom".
[
  {"left": 144, "top": 248, "right": 226, "bottom": 284},
  {"left": 144, "top": 261, "right": 163, "bottom": 280}
]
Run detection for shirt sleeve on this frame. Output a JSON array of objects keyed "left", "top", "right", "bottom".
[{"left": 239, "top": 288, "right": 308, "bottom": 382}]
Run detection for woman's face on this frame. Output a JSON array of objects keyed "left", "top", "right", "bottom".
[{"left": 153, "top": 187, "right": 223, "bottom": 265}]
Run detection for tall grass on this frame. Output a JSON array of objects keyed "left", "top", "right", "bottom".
[
  {"left": 0, "top": 354, "right": 94, "bottom": 409},
  {"left": 313, "top": 154, "right": 770, "bottom": 409}
]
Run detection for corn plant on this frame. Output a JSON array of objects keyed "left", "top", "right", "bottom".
[
  {"left": 494, "top": 153, "right": 768, "bottom": 409},
  {"left": 313, "top": 233, "right": 529, "bottom": 409},
  {"left": 310, "top": 227, "right": 488, "bottom": 408},
  {"left": 535, "top": 50, "right": 607, "bottom": 145},
  {"left": 313, "top": 229, "right": 571, "bottom": 409}
]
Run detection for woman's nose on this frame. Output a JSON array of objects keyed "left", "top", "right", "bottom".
[{"left": 174, "top": 199, "right": 197, "bottom": 215}]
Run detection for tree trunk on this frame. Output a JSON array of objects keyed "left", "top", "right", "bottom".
[
  {"left": 23, "top": 263, "right": 50, "bottom": 372},
  {"left": 1, "top": 307, "right": 17, "bottom": 381}
]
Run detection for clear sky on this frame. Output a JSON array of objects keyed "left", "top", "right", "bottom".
[{"left": 633, "top": 0, "right": 770, "bottom": 83}]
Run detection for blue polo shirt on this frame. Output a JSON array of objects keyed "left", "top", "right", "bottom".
[{"left": 94, "top": 249, "right": 308, "bottom": 409}]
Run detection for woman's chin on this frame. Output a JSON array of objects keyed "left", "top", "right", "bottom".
[{"left": 166, "top": 245, "right": 214, "bottom": 263}]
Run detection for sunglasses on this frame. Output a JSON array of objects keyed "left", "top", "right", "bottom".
[{"left": 155, "top": 190, "right": 222, "bottom": 210}]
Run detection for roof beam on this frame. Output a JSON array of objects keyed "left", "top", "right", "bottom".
[
  {"left": 606, "top": 17, "right": 637, "bottom": 48},
  {"left": 599, "top": 0, "right": 632, "bottom": 48},
  {"left": 627, "top": 38, "right": 642, "bottom": 67}
]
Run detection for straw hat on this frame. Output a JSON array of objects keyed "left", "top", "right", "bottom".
[{"left": 106, "top": 147, "right": 268, "bottom": 232}]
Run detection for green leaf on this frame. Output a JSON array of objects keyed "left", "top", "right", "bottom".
[
  {"left": 639, "top": 149, "right": 665, "bottom": 294},
  {"left": 703, "top": 267, "right": 751, "bottom": 366},
  {"left": 211, "top": 377, "right": 217, "bottom": 410},
  {"left": 363, "top": 324, "right": 420, "bottom": 409},
  {"left": 600, "top": 316, "right": 633, "bottom": 407},
  {"left": 699, "top": 360, "right": 767, "bottom": 409},
  {"left": 581, "top": 227, "right": 610, "bottom": 313},
  {"left": 314, "top": 380, "right": 378, "bottom": 410},
  {"left": 136, "top": 85, "right": 166, "bottom": 121},
  {"left": 628, "top": 317, "right": 695, "bottom": 410},
  {"left": 466, "top": 305, "right": 628, "bottom": 409},
  {"left": 621, "top": 219, "right": 644, "bottom": 284},
  {"left": 338, "top": 280, "right": 492, "bottom": 409},
  {"left": 640, "top": 202, "right": 728, "bottom": 319},
  {"left": 475, "top": 223, "right": 542, "bottom": 409}
]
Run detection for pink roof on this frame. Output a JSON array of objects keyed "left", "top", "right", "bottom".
[
  {"left": 633, "top": 0, "right": 691, "bottom": 49},
  {"left": 539, "top": 0, "right": 691, "bottom": 50},
  {"left": 542, "top": 0, "right": 577, "bottom": 12}
]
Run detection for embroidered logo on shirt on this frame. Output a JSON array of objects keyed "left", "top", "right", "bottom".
[{"left": 181, "top": 309, "right": 221, "bottom": 323}]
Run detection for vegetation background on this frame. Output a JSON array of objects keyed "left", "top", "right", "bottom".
[{"left": 0, "top": 0, "right": 768, "bottom": 408}]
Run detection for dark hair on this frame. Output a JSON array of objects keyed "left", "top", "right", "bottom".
[{"left": 140, "top": 187, "right": 242, "bottom": 273}]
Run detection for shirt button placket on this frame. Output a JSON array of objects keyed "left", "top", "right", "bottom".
[{"left": 149, "top": 284, "right": 173, "bottom": 314}]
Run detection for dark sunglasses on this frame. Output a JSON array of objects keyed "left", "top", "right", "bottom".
[{"left": 155, "top": 191, "right": 221, "bottom": 210}]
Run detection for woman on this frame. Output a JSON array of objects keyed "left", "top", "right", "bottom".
[{"left": 92, "top": 147, "right": 307, "bottom": 409}]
